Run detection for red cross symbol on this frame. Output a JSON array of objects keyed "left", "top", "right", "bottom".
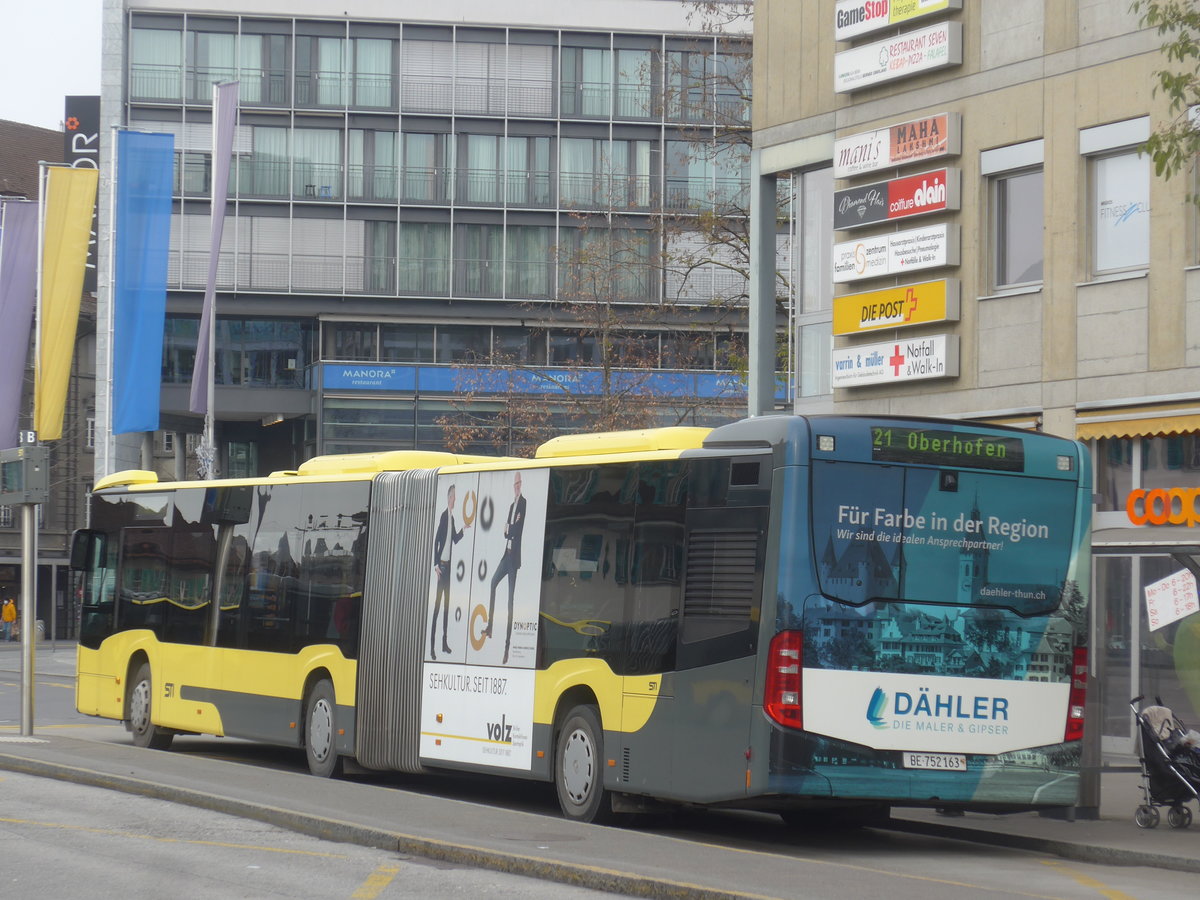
[{"left": 888, "top": 344, "right": 905, "bottom": 376}]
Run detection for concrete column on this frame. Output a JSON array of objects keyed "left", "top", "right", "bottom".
[{"left": 748, "top": 149, "right": 778, "bottom": 417}]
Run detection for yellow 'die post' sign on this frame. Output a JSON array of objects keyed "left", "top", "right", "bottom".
[{"left": 833, "top": 279, "right": 959, "bottom": 336}]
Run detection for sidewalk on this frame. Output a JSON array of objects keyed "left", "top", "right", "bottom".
[{"left": 1, "top": 641, "right": 1197, "bottom": 891}]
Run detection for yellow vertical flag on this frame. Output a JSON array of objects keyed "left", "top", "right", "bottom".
[{"left": 35, "top": 166, "right": 98, "bottom": 441}]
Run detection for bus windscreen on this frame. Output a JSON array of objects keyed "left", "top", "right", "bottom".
[{"left": 811, "top": 460, "right": 1078, "bottom": 615}]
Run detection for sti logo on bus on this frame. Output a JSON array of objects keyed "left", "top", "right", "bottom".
[{"left": 866, "top": 686, "right": 1011, "bottom": 731}]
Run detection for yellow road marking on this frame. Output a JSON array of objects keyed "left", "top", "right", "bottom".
[
  {"left": 351, "top": 864, "right": 402, "bottom": 899},
  {"left": 0, "top": 815, "right": 351, "bottom": 859},
  {"left": 1040, "top": 860, "right": 1136, "bottom": 900}
]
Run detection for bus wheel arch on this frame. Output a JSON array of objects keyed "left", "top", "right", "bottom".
[
  {"left": 303, "top": 672, "right": 342, "bottom": 778},
  {"left": 554, "top": 699, "right": 624, "bottom": 825},
  {"left": 126, "top": 658, "right": 174, "bottom": 751}
]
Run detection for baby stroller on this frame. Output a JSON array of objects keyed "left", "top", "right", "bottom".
[{"left": 1131, "top": 696, "right": 1200, "bottom": 829}]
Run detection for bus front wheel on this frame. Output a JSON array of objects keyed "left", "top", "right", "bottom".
[
  {"left": 555, "top": 705, "right": 620, "bottom": 824},
  {"left": 128, "top": 663, "right": 174, "bottom": 750},
  {"left": 304, "top": 679, "right": 342, "bottom": 778}
]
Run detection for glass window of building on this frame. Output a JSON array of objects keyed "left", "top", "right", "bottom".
[
  {"left": 506, "top": 225, "right": 554, "bottom": 299},
  {"left": 436, "top": 325, "right": 490, "bottom": 362},
  {"left": 492, "top": 326, "right": 539, "bottom": 364},
  {"left": 349, "top": 129, "right": 398, "bottom": 202},
  {"left": 401, "top": 132, "right": 452, "bottom": 203},
  {"left": 1092, "top": 149, "right": 1150, "bottom": 274},
  {"left": 665, "top": 140, "right": 711, "bottom": 209},
  {"left": 550, "top": 332, "right": 597, "bottom": 365},
  {"left": 507, "top": 44, "right": 554, "bottom": 117},
  {"left": 325, "top": 323, "right": 377, "bottom": 361},
  {"left": 461, "top": 134, "right": 503, "bottom": 204},
  {"left": 292, "top": 218, "right": 348, "bottom": 291},
  {"left": 238, "top": 33, "right": 289, "bottom": 106},
  {"left": 455, "top": 41, "right": 506, "bottom": 115},
  {"left": 131, "top": 27, "right": 183, "bottom": 101},
  {"left": 713, "top": 141, "right": 749, "bottom": 211},
  {"left": 186, "top": 29, "right": 237, "bottom": 103},
  {"left": 607, "top": 139, "right": 653, "bottom": 210},
  {"left": 558, "top": 226, "right": 653, "bottom": 302},
  {"left": 240, "top": 126, "right": 289, "bottom": 198},
  {"left": 615, "top": 49, "right": 653, "bottom": 119},
  {"left": 562, "top": 47, "right": 612, "bottom": 118},
  {"left": 506, "top": 136, "right": 552, "bottom": 206},
  {"left": 362, "top": 222, "right": 397, "bottom": 295},
  {"left": 401, "top": 39, "right": 453, "bottom": 112},
  {"left": 352, "top": 38, "right": 394, "bottom": 108},
  {"left": 295, "top": 36, "right": 348, "bottom": 107},
  {"left": 398, "top": 222, "right": 450, "bottom": 296},
  {"left": 293, "top": 128, "right": 342, "bottom": 200},
  {"left": 991, "top": 168, "right": 1044, "bottom": 289},
  {"left": 454, "top": 224, "right": 503, "bottom": 297},
  {"left": 560, "top": 138, "right": 602, "bottom": 208},
  {"left": 381, "top": 323, "right": 434, "bottom": 362},
  {"left": 665, "top": 50, "right": 710, "bottom": 122},
  {"left": 713, "top": 51, "right": 750, "bottom": 125}
]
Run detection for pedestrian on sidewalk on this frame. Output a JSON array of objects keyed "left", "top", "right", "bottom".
[{"left": 1, "top": 597, "right": 15, "bottom": 641}]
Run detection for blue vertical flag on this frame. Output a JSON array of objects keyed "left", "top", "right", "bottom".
[
  {"left": 0, "top": 200, "right": 38, "bottom": 449},
  {"left": 112, "top": 130, "right": 174, "bottom": 435}
]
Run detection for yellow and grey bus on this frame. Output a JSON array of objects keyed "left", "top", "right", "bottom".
[{"left": 73, "top": 415, "right": 1091, "bottom": 823}]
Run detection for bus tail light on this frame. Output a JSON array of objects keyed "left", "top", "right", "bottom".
[
  {"left": 764, "top": 630, "right": 803, "bottom": 730},
  {"left": 1065, "top": 646, "right": 1088, "bottom": 742}
]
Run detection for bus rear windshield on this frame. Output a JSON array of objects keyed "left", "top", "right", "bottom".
[{"left": 811, "top": 461, "right": 1079, "bottom": 615}]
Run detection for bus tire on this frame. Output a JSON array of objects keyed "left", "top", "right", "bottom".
[
  {"left": 304, "top": 678, "right": 342, "bottom": 778},
  {"left": 128, "top": 662, "right": 174, "bottom": 751},
  {"left": 555, "top": 705, "right": 619, "bottom": 825}
]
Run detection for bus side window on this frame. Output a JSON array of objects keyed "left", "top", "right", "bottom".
[
  {"left": 626, "top": 461, "right": 686, "bottom": 675},
  {"left": 76, "top": 530, "right": 117, "bottom": 650},
  {"left": 538, "top": 465, "right": 634, "bottom": 671}
]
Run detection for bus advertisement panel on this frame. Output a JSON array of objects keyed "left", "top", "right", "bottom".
[{"left": 420, "top": 469, "right": 548, "bottom": 770}]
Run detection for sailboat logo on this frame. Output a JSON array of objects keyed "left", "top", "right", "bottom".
[{"left": 866, "top": 687, "right": 889, "bottom": 729}]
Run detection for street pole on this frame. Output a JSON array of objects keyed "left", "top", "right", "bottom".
[{"left": 20, "top": 500, "right": 36, "bottom": 736}]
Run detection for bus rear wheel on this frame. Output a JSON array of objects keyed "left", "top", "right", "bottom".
[
  {"left": 128, "top": 663, "right": 174, "bottom": 750},
  {"left": 555, "top": 705, "right": 620, "bottom": 824},
  {"left": 304, "top": 678, "right": 342, "bottom": 778}
]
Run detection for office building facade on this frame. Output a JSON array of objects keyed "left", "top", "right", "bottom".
[{"left": 99, "top": 0, "right": 762, "bottom": 478}]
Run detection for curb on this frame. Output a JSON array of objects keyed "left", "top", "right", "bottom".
[
  {"left": 882, "top": 818, "right": 1200, "bottom": 875},
  {"left": 0, "top": 752, "right": 774, "bottom": 900}
]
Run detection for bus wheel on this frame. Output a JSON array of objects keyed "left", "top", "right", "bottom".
[
  {"left": 555, "top": 705, "right": 619, "bottom": 824},
  {"left": 304, "top": 679, "right": 342, "bottom": 778},
  {"left": 128, "top": 663, "right": 174, "bottom": 751}
]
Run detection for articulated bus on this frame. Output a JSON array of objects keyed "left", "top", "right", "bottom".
[{"left": 73, "top": 415, "right": 1091, "bottom": 824}]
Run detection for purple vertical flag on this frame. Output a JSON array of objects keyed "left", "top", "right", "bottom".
[
  {"left": 0, "top": 200, "right": 38, "bottom": 449},
  {"left": 113, "top": 130, "right": 174, "bottom": 435},
  {"left": 190, "top": 81, "right": 239, "bottom": 415}
]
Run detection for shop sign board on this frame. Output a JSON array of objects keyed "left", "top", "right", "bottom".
[
  {"left": 833, "top": 279, "right": 960, "bottom": 336},
  {"left": 831, "top": 334, "right": 959, "bottom": 387},
  {"left": 833, "top": 222, "right": 959, "bottom": 283},
  {"left": 834, "top": 167, "right": 960, "bottom": 230},
  {"left": 835, "top": 21, "right": 962, "bottom": 93},
  {"left": 834, "top": 112, "right": 960, "bottom": 179},
  {"left": 1144, "top": 569, "right": 1200, "bottom": 632},
  {"left": 834, "top": 0, "right": 962, "bottom": 42}
]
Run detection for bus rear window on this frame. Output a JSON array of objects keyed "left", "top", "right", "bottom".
[{"left": 810, "top": 461, "right": 1078, "bottom": 615}]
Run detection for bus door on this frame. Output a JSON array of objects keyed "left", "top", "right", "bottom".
[{"left": 670, "top": 499, "right": 768, "bottom": 804}]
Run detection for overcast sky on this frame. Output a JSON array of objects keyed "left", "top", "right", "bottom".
[{"left": 0, "top": 1, "right": 103, "bottom": 131}]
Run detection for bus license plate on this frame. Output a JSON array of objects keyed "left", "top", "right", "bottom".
[{"left": 902, "top": 752, "right": 966, "bottom": 771}]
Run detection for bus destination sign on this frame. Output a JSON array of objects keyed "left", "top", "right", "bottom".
[{"left": 871, "top": 426, "right": 1024, "bottom": 472}]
